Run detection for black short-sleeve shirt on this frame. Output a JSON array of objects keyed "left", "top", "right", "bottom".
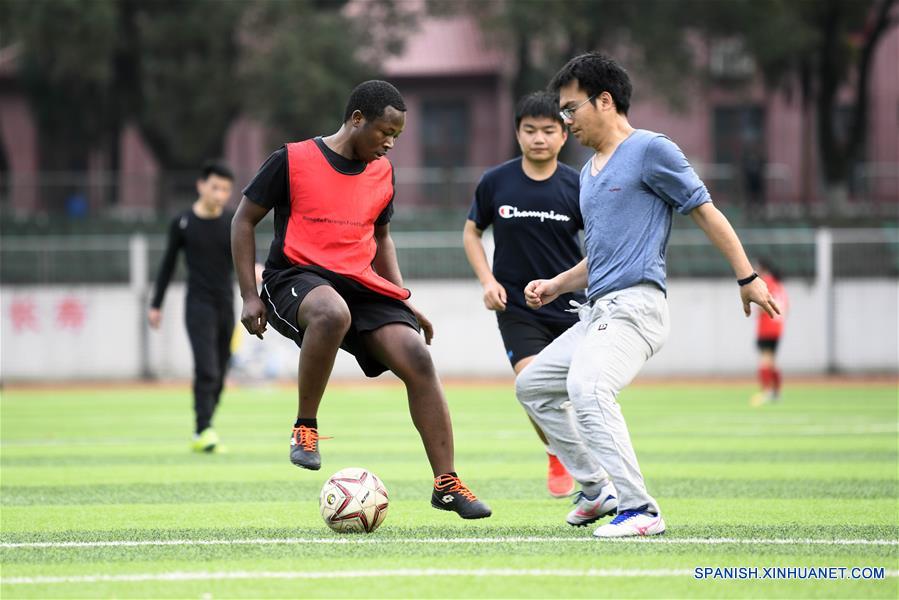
[
  {"left": 468, "top": 158, "right": 585, "bottom": 322},
  {"left": 242, "top": 138, "right": 394, "bottom": 270}
]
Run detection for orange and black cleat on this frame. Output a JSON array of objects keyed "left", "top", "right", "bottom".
[
  {"left": 289, "top": 425, "right": 321, "bottom": 470},
  {"left": 431, "top": 473, "right": 492, "bottom": 519}
]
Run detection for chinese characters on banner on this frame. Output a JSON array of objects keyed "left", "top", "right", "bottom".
[{"left": 9, "top": 296, "right": 88, "bottom": 333}]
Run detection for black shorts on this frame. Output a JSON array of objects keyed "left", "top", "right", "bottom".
[
  {"left": 497, "top": 310, "right": 576, "bottom": 367},
  {"left": 757, "top": 337, "right": 780, "bottom": 352},
  {"left": 260, "top": 265, "right": 420, "bottom": 377}
]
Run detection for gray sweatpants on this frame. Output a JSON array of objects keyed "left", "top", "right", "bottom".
[{"left": 515, "top": 284, "right": 669, "bottom": 514}]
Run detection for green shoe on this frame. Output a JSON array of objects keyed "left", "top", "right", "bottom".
[
  {"left": 191, "top": 428, "right": 221, "bottom": 453},
  {"left": 210, "top": 443, "right": 228, "bottom": 454}
]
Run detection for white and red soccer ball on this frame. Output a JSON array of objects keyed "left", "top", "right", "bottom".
[{"left": 319, "top": 468, "right": 389, "bottom": 533}]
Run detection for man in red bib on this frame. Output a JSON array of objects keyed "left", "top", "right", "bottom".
[{"left": 231, "top": 81, "right": 491, "bottom": 519}]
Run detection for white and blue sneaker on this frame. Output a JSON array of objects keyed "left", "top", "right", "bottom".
[
  {"left": 593, "top": 510, "right": 666, "bottom": 538},
  {"left": 566, "top": 482, "right": 618, "bottom": 526}
]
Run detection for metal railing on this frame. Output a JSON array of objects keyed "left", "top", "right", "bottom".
[
  {"left": 1, "top": 228, "right": 897, "bottom": 285},
  {"left": 2, "top": 162, "right": 897, "bottom": 218}
]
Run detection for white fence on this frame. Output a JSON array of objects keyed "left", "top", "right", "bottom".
[
  {"left": 1, "top": 278, "right": 897, "bottom": 381},
  {"left": 1, "top": 228, "right": 897, "bottom": 381}
]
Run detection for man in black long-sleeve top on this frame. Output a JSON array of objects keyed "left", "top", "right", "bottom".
[{"left": 149, "top": 161, "right": 235, "bottom": 453}]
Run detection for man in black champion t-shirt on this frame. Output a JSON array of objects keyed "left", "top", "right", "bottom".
[
  {"left": 463, "top": 92, "right": 586, "bottom": 498},
  {"left": 149, "top": 161, "right": 235, "bottom": 454}
]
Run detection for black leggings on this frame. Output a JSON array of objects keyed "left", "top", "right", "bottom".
[{"left": 185, "top": 296, "right": 235, "bottom": 434}]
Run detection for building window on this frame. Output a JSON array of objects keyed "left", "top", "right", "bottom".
[
  {"left": 713, "top": 105, "right": 765, "bottom": 165},
  {"left": 712, "top": 105, "right": 766, "bottom": 205},
  {"left": 421, "top": 100, "right": 470, "bottom": 168}
]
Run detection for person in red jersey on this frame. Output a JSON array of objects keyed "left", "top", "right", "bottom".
[
  {"left": 752, "top": 258, "right": 789, "bottom": 406},
  {"left": 231, "top": 80, "right": 490, "bottom": 519}
]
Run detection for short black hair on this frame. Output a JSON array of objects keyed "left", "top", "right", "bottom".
[
  {"left": 549, "top": 52, "right": 632, "bottom": 116},
  {"left": 200, "top": 160, "right": 234, "bottom": 181},
  {"left": 343, "top": 80, "right": 407, "bottom": 122},
  {"left": 515, "top": 91, "right": 564, "bottom": 129}
]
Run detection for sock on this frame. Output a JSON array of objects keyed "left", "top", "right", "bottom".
[
  {"left": 758, "top": 366, "right": 774, "bottom": 392},
  {"left": 580, "top": 482, "right": 603, "bottom": 499},
  {"left": 294, "top": 418, "right": 317, "bottom": 429},
  {"left": 435, "top": 471, "right": 458, "bottom": 486},
  {"left": 772, "top": 369, "right": 782, "bottom": 394},
  {"left": 629, "top": 503, "right": 656, "bottom": 516}
]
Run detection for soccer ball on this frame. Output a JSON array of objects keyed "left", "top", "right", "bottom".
[{"left": 319, "top": 467, "right": 389, "bottom": 533}]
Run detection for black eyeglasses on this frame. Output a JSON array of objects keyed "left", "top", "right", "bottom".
[{"left": 559, "top": 95, "right": 597, "bottom": 121}]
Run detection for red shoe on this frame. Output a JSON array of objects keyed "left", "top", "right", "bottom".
[{"left": 547, "top": 453, "right": 576, "bottom": 497}]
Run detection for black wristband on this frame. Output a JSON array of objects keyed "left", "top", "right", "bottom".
[{"left": 737, "top": 272, "right": 759, "bottom": 286}]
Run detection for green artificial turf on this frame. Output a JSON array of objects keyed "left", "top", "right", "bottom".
[{"left": 1, "top": 381, "right": 897, "bottom": 598}]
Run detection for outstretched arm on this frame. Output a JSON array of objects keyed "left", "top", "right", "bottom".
[
  {"left": 690, "top": 202, "right": 779, "bottom": 317},
  {"left": 232, "top": 197, "right": 270, "bottom": 338}
]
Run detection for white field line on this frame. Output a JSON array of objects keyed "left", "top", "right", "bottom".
[
  {"left": 1, "top": 536, "right": 897, "bottom": 549},
  {"left": 0, "top": 568, "right": 720, "bottom": 584},
  {"left": 3, "top": 568, "right": 898, "bottom": 585}
]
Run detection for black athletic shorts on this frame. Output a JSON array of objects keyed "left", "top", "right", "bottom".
[
  {"left": 260, "top": 265, "right": 420, "bottom": 377},
  {"left": 756, "top": 337, "right": 780, "bottom": 352},
  {"left": 497, "top": 310, "right": 577, "bottom": 367}
]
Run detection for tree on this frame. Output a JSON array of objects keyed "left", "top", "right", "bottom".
[
  {"left": 442, "top": 0, "right": 897, "bottom": 209},
  {"left": 430, "top": 0, "right": 696, "bottom": 111},
  {"left": 428, "top": 0, "right": 702, "bottom": 162},
  {"left": 128, "top": 0, "right": 245, "bottom": 171},
  {"left": 2, "top": 0, "right": 120, "bottom": 173},
  {"left": 238, "top": 0, "right": 416, "bottom": 144},
  {"left": 694, "top": 0, "right": 897, "bottom": 208},
  {"left": 3, "top": 0, "right": 244, "bottom": 179},
  {"left": 2, "top": 0, "right": 415, "bottom": 198}
]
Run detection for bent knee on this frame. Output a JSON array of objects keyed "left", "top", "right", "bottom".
[
  {"left": 195, "top": 367, "right": 222, "bottom": 387},
  {"left": 302, "top": 299, "right": 351, "bottom": 334},
  {"left": 514, "top": 365, "right": 540, "bottom": 401},
  {"left": 396, "top": 340, "right": 436, "bottom": 380}
]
